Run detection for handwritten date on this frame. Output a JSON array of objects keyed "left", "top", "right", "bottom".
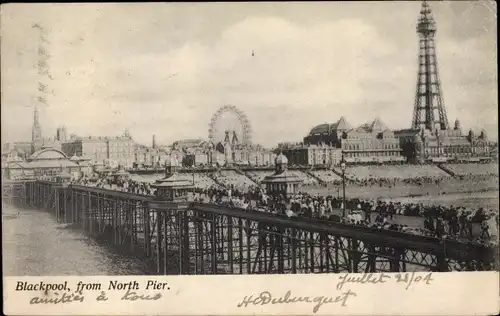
[
  {"left": 395, "top": 272, "right": 433, "bottom": 290},
  {"left": 336, "top": 272, "right": 434, "bottom": 291}
]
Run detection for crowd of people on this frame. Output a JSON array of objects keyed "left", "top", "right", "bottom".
[
  {"left": 210, "top": 170, "right": 256, "bottom": 193},
  {"left": 348, "top": 175, "right": 446, "bottom": 188},
  {"left": 195, "top": 188, "right": 498, "bottom": 244},
  {"left": 69, "top": 169, "right": 498, "bottom": 246},
  {"left": 74, "top": 174, "right": 155, "bottom": 195},
  {"left": 309, "top": 164, "right": 498, "bottom": 193}
]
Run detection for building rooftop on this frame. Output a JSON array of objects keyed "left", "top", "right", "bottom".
[
  {"left": 9, "top": 159, "right": 79, "bottom": 169},
  {"left": 152, "top": 173, "right": 193, "bottom": 188},
  {"left": 308, "top": 117, "right": 395, "bottom": 136},
  {"left": 72, "top": 135, "right": 134, "bottom": 142},
  {"left": 30, "top": 148, "right": 69, "bottom": 160},
  {"left": 173, "top": 138, "right": 207, "bottom": 148},
  {"left": 308, "top": 116, "right": 353, "bottom": 135},
  {"left": 394, "top": 129, "right": 421, "bottom": 135},
  {"left": 369, "top": 117, "right": 389, "bottom": 132},
  {"left": 262, "top": 170, "right": 303, "bottom": 184}
]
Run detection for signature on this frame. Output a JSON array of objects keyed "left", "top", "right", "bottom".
[{"left": 237, "top": 290, "right": 356, "bottom": 313}]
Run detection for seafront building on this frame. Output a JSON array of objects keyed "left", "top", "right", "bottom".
[
  {"left": 396, "top": 121, "right": 492, "bottom": 163},
  {"left": 61, "top": 130, "right": 136, "bottom": 168},
  {"left": 282, "top": 144, "right": 342, "bottom": 167},
  {"left": 283, "top": 117, "right": 405, "bottom": 166}
]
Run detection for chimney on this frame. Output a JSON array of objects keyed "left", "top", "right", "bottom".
[{"left": 152, "top": 134, "right": 157, "bottom": 149}]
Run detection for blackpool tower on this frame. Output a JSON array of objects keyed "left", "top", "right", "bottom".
[{"left": 411, "top": 0, "right": 449, "bottom": 132}]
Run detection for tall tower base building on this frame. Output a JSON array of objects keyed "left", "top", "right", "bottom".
[{"left": 396, "top": 1, "right": 492, "bottom": 163}]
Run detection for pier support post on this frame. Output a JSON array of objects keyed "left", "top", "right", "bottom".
[
  {"left": 211, "top": 214, "right": 217, "bottom": 274},
  {"left": 437, "top": 252, "right": 448, "bottom": 272},
  {"left": 277, "top": 227, "right": 284, "bottom": 274},
  {"left": 390, "top": 248, "right": 403, "bottom": 272},
  {"left": 88, "top": 192, "right": 93, "bottom": 234},
  {"left": 163, "top": 212, "right": 168, "bottom": 275},
  {"left": 181, "top": 210, "right": 190, "bottom": 275},
  {"left": 238, "top": 218, "right": 243, "bottom": 274},
  {"left": 228, "top": 217, "right": 234, "bottom": 273},
  {"left": 291, "top": 228, "right": 297, "bottom": 274},
  {"left": 246, "top": 220, "right": 251, "bottom": 274},
  {"left": 351, "top": 239, "right": 359, "bottom": 273},
  {"left": 143, "top": 208, "right": 150, "bottom": 257},
  {"left": 309, "top": 231, "right": 314, "bottom": 273},
  {"left": 156, "top": 211, "right": 162, "bottom": 275},
  {"left": 195, "top": 215, "right": 203, "bottom": 274}
]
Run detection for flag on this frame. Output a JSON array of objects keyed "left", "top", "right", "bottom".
[
  {"left": 37, "top": 96, "right": 47, "bottom": 104},
  {"left": 40, "top": 35, "right": 50, "bottom": 44},
  {"left": 38, "top": 47, "right": 51, "bottom": 59},
  {"left": 38, "top": 60, "right": 48, "bottom": 69},
  {"left": 38, "top": 82, "right": 48, "bottom": 93}
]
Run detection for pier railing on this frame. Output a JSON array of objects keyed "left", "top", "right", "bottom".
[{"left": 2, "top": 180, "right": 496, "bottom": 274}]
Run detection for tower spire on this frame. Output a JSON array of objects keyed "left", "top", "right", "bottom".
[
  {"left": 32, "top": 105, "right": 42, "bottom": 142},
  {"left": 412, "top": 0, "right": 449, "bottom": 131},
  {"left": 31, "top": 104, "right": 42, "bottom": 153},
  {"left": 232, "top": 130, "right": 239, "bottom": 145}
]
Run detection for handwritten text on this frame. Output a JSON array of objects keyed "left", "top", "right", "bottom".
[{"left": 237, "top": 290, "right": 357, "bottom": 313}]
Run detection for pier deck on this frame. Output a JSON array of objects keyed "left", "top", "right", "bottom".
[{"left": 2, "top": 180, "right": 496, "bottom": 274}]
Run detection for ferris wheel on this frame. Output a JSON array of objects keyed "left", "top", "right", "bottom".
[{"left": 208, "top": 105, "right": 252, "bottom": 145}]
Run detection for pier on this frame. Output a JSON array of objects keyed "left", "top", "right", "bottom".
[{"left": 2, "top": 180, "right": 496, "bottom": 274}]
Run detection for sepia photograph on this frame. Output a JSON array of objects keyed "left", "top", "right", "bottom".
[{"left": 1, "top": 1, "right": 498, "bottom": 314}]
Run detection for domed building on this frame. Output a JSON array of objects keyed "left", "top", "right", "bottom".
[
  {"left": 151, "top": 156, "right": 193, "bottom": 202},
  {"left": 4, "top": 147, "right": 89, "bottom": 180},
  {"left": 262, "top": 152, "right": 302, "bottom": 198}
]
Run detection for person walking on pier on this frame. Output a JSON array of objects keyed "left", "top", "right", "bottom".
[
  {"left": 448, "top": 213, "right": 459, "bottom": 236},
  {"left": 363, "top": 204, "right": 371, "bottom": 223},
  {"left": 458, "top": 210, "right": 468, "bottom": 237},
  {"left": 480, "top": 218, "right": 491, "bottom": 240},
  {"left": 466, "top": 212, "right": 474, "bottom": 240},
  {"left": 424, "top": 217, "right": 434, "bottom": 233},
  {"left": 435, "top": 217, "right": 445, "bottom": 239}
]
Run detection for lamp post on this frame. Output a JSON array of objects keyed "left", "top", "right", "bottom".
[{"left": 340, "top": 155, "right": 347, "bottom": 218}]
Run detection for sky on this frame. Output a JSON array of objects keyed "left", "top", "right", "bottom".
[{"left": 1, "top": 1, "right": 497, "bottom": 148}]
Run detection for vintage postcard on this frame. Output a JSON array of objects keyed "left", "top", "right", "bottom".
[{"left": 1, "top": 1, "right": 499, "bottom": 315}]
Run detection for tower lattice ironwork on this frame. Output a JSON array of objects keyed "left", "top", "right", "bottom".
[{"left": 412, "top": 0, "right": 449, "bottom": 131}]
